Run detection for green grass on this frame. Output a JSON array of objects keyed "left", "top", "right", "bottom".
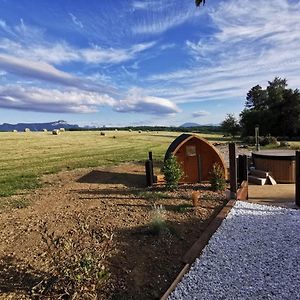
[{"left": 0, "top": 130, "right": 223, "bottom": 198}]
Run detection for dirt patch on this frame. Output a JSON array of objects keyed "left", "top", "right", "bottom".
[{"left": 0, "top": 162, "right": 226, "bottom": 299}]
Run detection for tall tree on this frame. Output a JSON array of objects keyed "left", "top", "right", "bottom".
[
  {"left": 240, "top": 78, "right": 300, "bottom": 137},
  {"left": 221, "top": 114, "right": 240, "bottom": 137}
]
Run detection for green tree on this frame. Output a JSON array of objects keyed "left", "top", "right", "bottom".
[
  {"left": 240, "top": 77, "right": 300, "bottom": 137},
  {"left": 221, "top": 114, "right": 240, "bottom": 137}
]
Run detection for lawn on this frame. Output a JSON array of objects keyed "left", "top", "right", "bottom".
[{"left": 0, "top": 130, "right": 225, "bottom": 198}]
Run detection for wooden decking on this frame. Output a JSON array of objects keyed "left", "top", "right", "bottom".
[{"left": 248, "top": 184, "right": 298, "bottom": 209}]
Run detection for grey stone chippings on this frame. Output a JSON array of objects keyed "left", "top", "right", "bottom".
[{"left": 169, "top": 201, "right": 300, "bottom": 300}]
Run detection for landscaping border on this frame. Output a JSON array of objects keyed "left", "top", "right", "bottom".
[{"left": 160, "top": 198, "right": 237, "bottom": 300}]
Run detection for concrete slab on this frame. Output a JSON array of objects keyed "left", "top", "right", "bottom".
[{"left": 248, "top": 184, "right": 298, "bottom": 209}]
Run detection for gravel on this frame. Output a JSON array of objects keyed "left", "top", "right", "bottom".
[{"left": 169, "top": 201, "right": 300, "bottom": 300}]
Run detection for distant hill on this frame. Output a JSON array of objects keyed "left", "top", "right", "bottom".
[
  {"left": 0, "top": 120, "right": 79, "bottom": 132},
  {"left": 179, "top": 122, "right": 201, "bottom": 128}
]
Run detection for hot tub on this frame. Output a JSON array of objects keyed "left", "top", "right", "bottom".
[{"left": 252, "top": 150, "right": 296, "bottom": 183}]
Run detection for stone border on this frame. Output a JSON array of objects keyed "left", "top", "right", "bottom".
[{"left": 160, "top": 199, "right": 237, "bottom": 300}]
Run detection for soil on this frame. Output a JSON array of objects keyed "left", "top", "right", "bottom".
[{"left": 0, "top": 162, "right": 227, "bottom": 300}]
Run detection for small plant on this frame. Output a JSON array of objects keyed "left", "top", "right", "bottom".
[
  {"left": 209, "top": 163, "right": 226, "bottom": 191},
  {"left": 150, "top": 204, "right": 167, "bottom": 235},
  {"left": 162, "top": 154, "right": 183, "bottom": 191},
  {"left": 11, "top": 198, "right": 30, "bottom": 209}
]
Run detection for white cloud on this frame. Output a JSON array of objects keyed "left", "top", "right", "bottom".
[
  {"left": 0, "top": 84, "right": 180, "bottom": 116},
  {"left": 132, "top": 1, "right": 202, "bottom": 35},
  {"left": 147, "top": 0, "right": 300, "bottom": 104},
  {"left": 192, "top": 111, "right": 210, "bottom": 118},
  {"left": 114, "top": 88, "right": 180, "bottom": 115},
  {"left": 69, "top": 13, "right": 83, "bottom": 29},
  {"left": 0, "top": 85, "right": 116, "bottom": 113},
  {"left": 0, "top": 34, "right": 156, "bottom": 65}
]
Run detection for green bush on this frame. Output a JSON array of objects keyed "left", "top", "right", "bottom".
[
  {"left": 162, "top": 154, "right": 183, "bottom": 191},
  {"left": 210, "top": 163, "right": 226, "bottom": 191}
]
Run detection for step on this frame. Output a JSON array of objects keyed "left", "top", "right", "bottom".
[
  {"left": 248, "top": 175, "right": 267, "bottom": 185},
  {"left": 266, "top": 175, "right": 277, "bottom": 185},
  {"left": 249, "top": 169, "right": 269, "bottom": 178}
]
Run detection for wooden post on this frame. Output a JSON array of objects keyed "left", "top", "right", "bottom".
[
  {"left": 148, "top": 151, "right": 154, "bottom": 179},
  {"left": 145, "top": 159, "right": 154, "bottom": 187},
  {"left": 296, "top": 151, "right": 300, "bottom": 206},
  {"left": 238, "top": 155, "right": 248, "bottom": 183},
  {"left": 229, "top": 143, "right": 237, "bottom": 199}
]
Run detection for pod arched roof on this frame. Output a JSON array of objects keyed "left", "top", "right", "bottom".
[{"left": 164, "top": 133, "right": 224, "bottom": 162}]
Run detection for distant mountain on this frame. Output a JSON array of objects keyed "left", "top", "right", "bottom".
[
  {"left": 0, "top": 120, "right": 79, "bottom": 132},
  {"left": 179, "top": 122, "right": 201, "bottom": 128}
]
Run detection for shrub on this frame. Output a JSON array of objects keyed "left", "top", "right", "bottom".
[
  {"left": 209, "top": 163, "right": 226, "bottom": 191},
  {"left": 162, "top": 155, "right": 183, "bottom": 191}
]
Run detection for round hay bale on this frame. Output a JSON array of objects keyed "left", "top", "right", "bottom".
[
  {"left": 138, "top": 130, "right": 142, "bottom": 133},
  {"left": 100, "top": 132, "right": 106, "bottom": 136},
  {"left": 52, "top": 129, "right": 60, "bottom": 135},
  {"left": 24, "top": 128, "right": 30, "bottom": 132},
  {"left": 115, "top": 129, "right": 118, "bottom": 132},
  {"left": 12, "top": 129, "right": 17, "bottom": 132},
  {"left": 43, "top": 129, "right": 47, "bottom": 132},
  {"left": 59, "top": 128, "right": 65, "bottom": 132},
  {"left": 129, "top": 129, "right": 132, "bottom": 132},
  {"left": 113, "top": 135, "right": 116, "bottom": 139}
]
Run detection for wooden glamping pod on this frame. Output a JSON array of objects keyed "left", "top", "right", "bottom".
[{"left": 165, "top": 134, "right": 227, "bottom": 183}]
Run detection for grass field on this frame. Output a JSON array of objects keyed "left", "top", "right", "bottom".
[{"left": 0, "top": 130, "right": 225, "bottom": 198}]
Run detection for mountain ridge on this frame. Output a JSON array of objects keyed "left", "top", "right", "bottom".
[{"left": 0, "top": 120, "right": 79, "bottom": 131}]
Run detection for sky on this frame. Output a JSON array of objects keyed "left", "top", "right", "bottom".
[{"left": 0, "top": 0, "right": 300, "bottom": 127}]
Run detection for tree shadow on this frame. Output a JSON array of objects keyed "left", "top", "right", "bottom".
[
  {"left": 77, "top": 170, "right": 146, "bottom": 187},
  {"left": 0, "top": 256, "right": 50, "bottom": 295}
]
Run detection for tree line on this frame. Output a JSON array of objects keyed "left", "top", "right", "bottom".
[{"left": 222, "top": 77, "right": 300, "bottom": 138}]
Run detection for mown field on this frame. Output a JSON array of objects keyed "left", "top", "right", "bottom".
[{"left": 0, "top": 130, "right": 225, "bottom": 198}]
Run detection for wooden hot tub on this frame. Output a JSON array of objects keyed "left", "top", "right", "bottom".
[{"left": 252, "top": 150, "right": 296, "bottom": 183}]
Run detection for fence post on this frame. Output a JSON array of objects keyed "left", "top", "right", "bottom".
[
  {"left": 229, "top": 143, "right": 237, "bottom": 199},
  {"left": 148, "top": 151, "right": 154, "bottom": 180},
  {"left": 145, "top": 159, "right": 154, "bottom": 187},
  {"left": 148, "top": 151, "right": 153, "bottom": 161},
  {"left": 238, "top": 154, "right": 248, "bottom": 183},
  {"left": 296, "top": 151, "right": 300, "bottom": 207}
]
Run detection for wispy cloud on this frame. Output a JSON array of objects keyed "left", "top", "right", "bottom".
[
  {"left": 146, "top": 0, "right": 300, "bottom": 105},
  {"left": 0, "top": 36, "right": 156, "bottom": 65},
  {"left": 69, "top": 13, "right": 83, "bottom": 29},
  {"left": 0, "top": 54, "right": 116, "bottom": 95},
  {"left": 114, "top": 88, "right": 180, "bottom": 115},
  {"left": 132, "top": 1, "right": 202, "bottom": 35},
  {"left": 192, "top": 111, "right": 210, "bottom": 118}
]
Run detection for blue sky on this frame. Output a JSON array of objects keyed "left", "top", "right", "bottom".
[{"left": 0, "top": 0, "right": 300, "bottom": 127}]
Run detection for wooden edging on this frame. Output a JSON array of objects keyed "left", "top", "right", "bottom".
[{"left": 160, "top": 199, "right": 237, "bottom": 300}]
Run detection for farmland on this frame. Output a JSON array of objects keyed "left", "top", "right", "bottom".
[
  {"left": 0, "top": 130, "right": 225, "bottom": 199},
  {"left": 0, "top": 130, "right": 229, "bottom": 299}
]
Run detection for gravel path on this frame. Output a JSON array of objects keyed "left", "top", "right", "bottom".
[{"left": 169, "top": 201, "right": 300, "bottom": 300}]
